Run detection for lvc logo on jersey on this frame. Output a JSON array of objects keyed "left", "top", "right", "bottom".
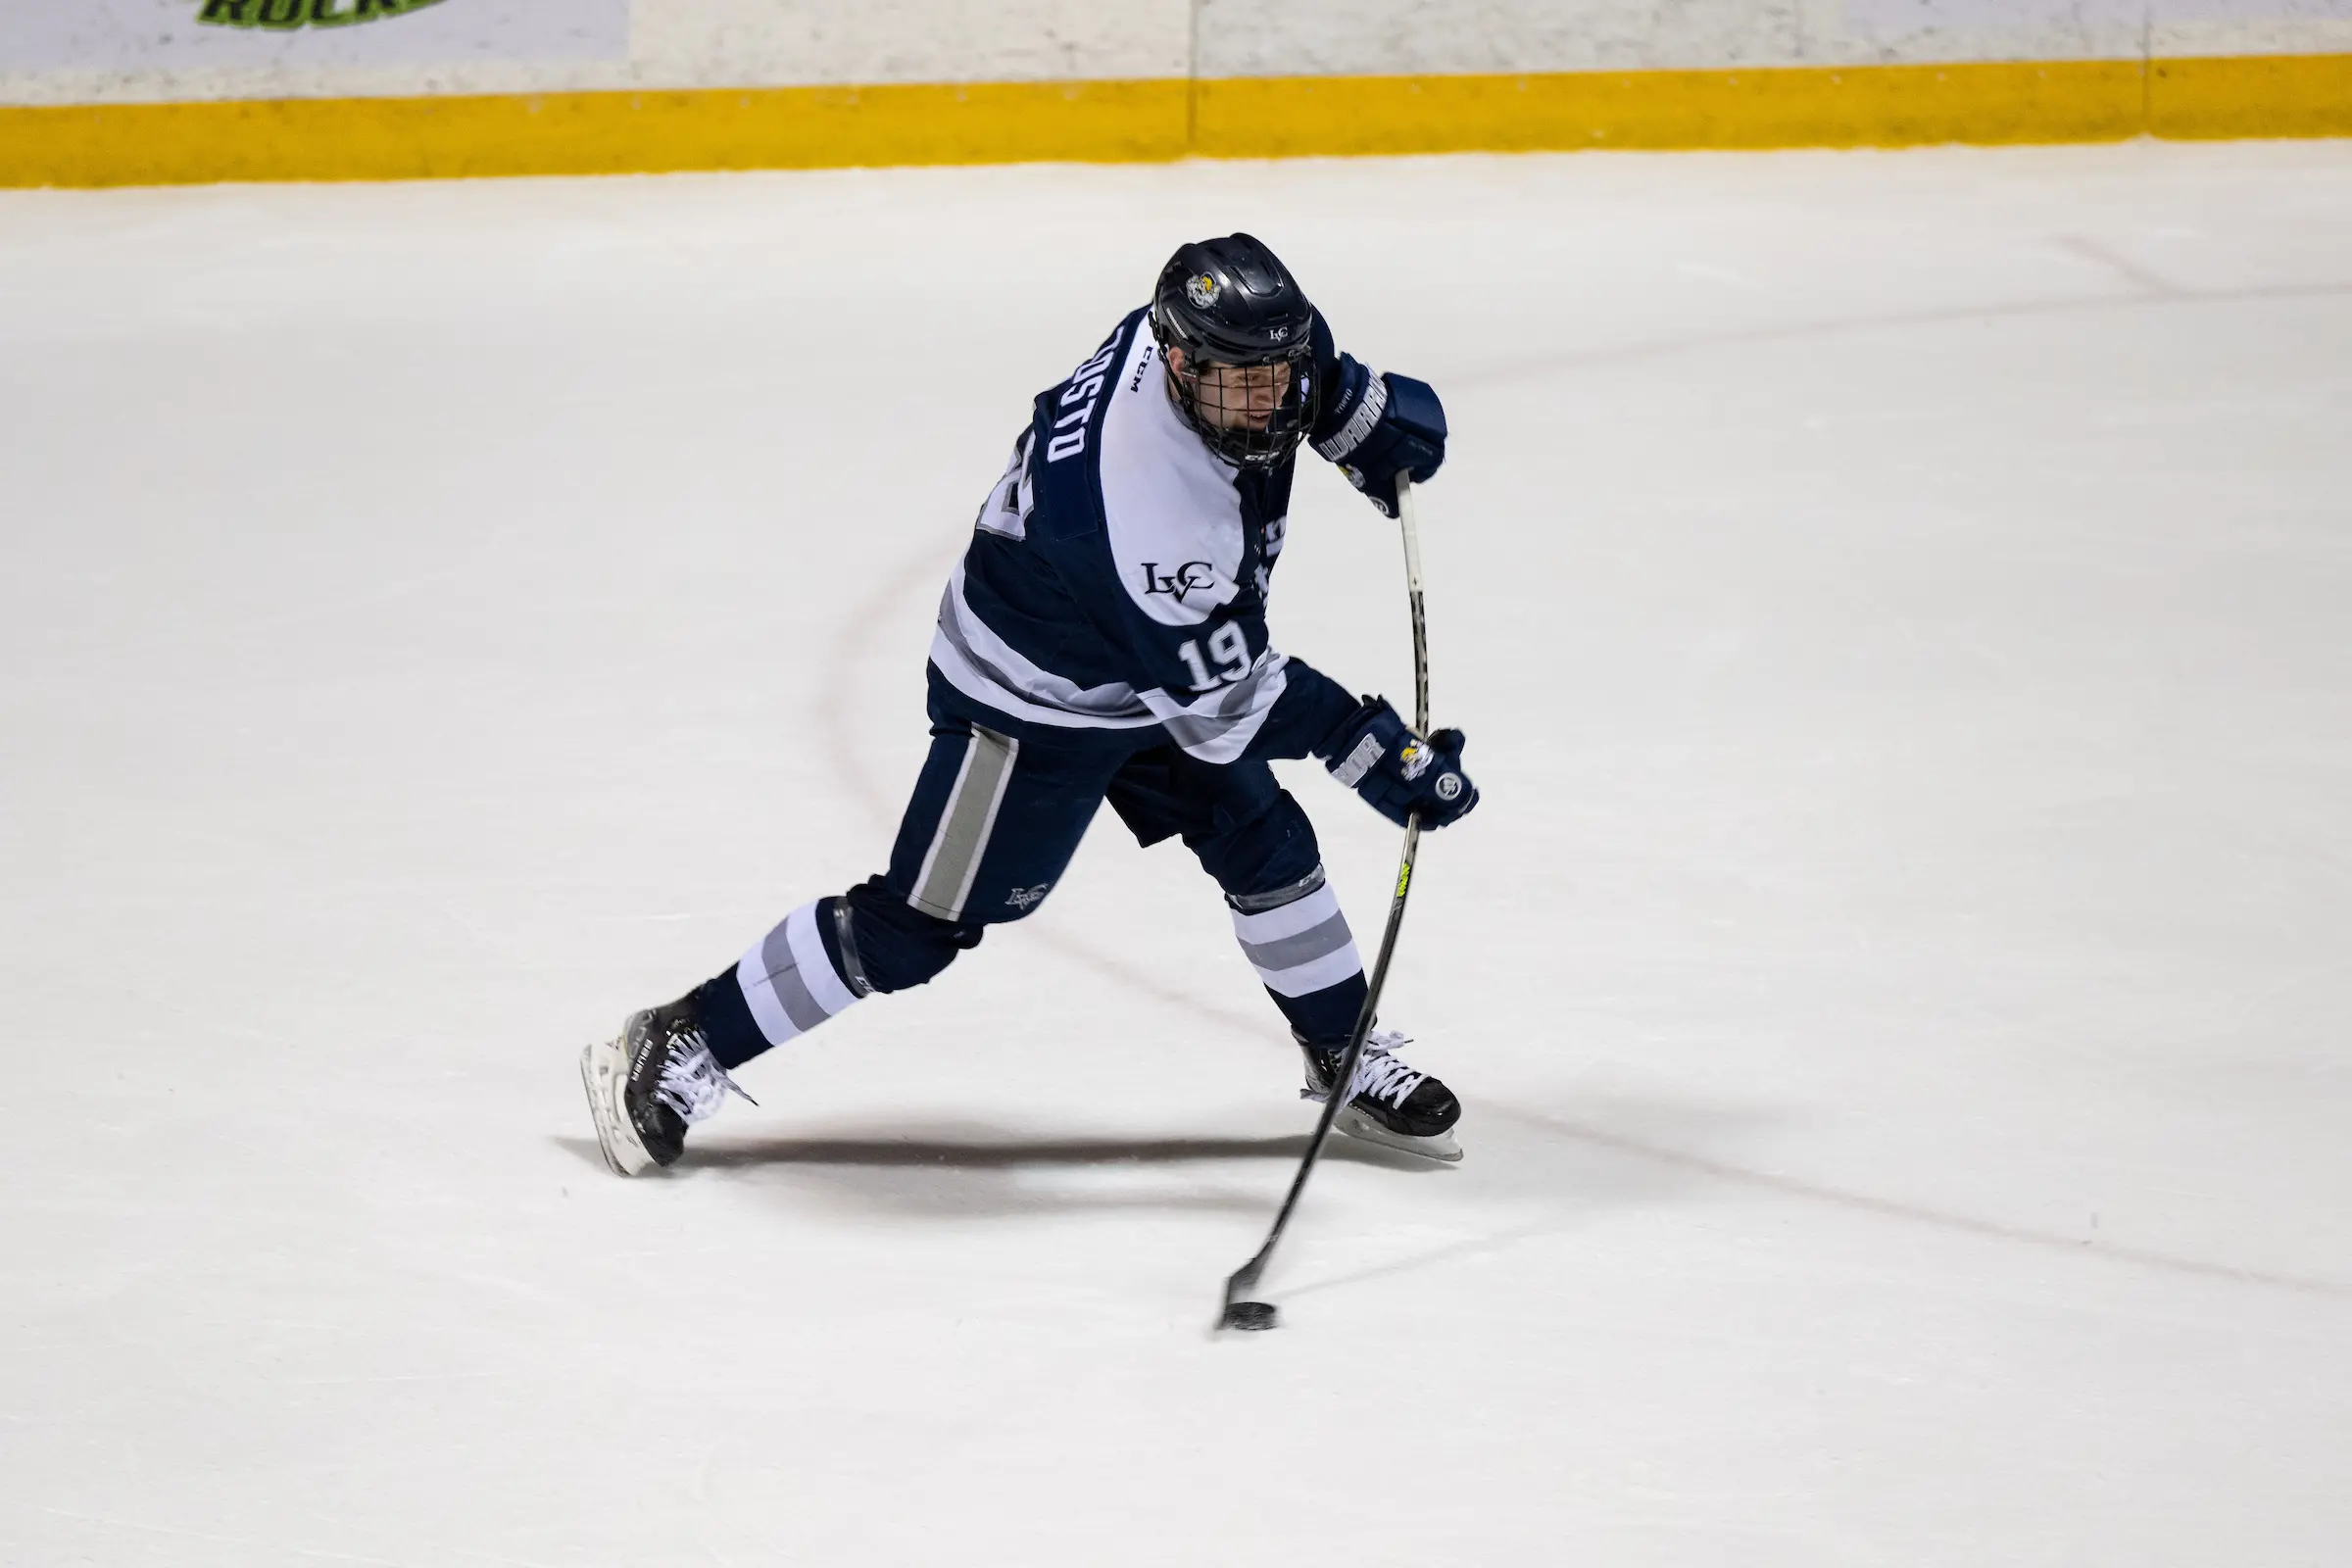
[
  {"left": 197, "top": 0, "right": 447, "bottom": 27},
  {"left": 1140, "top": 562, "right": 1217, "bottom": 602}
]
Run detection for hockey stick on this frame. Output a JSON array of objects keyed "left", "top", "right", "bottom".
[{"left": 1218, "top": 473, "right": 1432, "bottom": 1333}]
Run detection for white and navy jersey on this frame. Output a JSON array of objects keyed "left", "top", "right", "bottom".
[{"left": 929, "top": 308, "right": 1358, "bottom": 764}]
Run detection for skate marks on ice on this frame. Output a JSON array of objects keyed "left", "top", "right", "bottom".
[
  {"left": 1449, "top": 278, "right": 2352, "bottom": 393},
  {"left": 1263, "top": 1096, "right": 2352, "bottom": 1309},
  {"left": 1491, "top": 1105, "right": 2352, "bottom": 1302}
]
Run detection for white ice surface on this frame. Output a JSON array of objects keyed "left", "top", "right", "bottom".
[{"left": 2, "top": 143, "right": 2350, "bottom": 1566}]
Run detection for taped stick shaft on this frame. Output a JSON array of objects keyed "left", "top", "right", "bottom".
[{"left": 1399, "top": 476, "right": 1429, "bottom": 735}]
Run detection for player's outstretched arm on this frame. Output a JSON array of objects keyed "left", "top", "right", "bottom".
[{"left": 1316, "top": 696, "right": 1479, "bottom": 828}]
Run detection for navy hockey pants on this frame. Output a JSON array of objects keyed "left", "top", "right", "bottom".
[{"left": 694, "top": 694, "right": 1370, "bottom": 1069}]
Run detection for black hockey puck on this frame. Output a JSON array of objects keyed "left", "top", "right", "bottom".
[{"left": 1222, "top": 1299, "right": 1279, "bottom": 1331}]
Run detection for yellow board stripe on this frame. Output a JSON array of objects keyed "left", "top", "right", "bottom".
[
  {"left": 2150, "top": 52, "right": 2352, "bottom": 140},
  {"left": 2, "top": 54, "right": 2347, "bottom": 189},
  {"left": 1198, "top": 60, "right": 2158, "bottom": 157}
]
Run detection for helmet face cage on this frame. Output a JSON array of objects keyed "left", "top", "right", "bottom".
[{"left": 1153, "top": 315, "right": 1315, "bottom": 469}]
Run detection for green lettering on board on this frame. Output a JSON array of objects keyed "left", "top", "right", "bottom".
[{"left": 194, "top": 0, "right": 451, "bottom": 26}]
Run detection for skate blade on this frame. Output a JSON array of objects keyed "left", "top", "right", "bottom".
[
  {"left": 1334, "top": 1104, "right": 1463, "bottom": 1164},
  {"left": 578, "top": 1035, "right": 657, "bottom": 1177}
]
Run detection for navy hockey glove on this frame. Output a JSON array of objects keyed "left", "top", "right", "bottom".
[
  {"left": 1319, "top": 699, "right": 1478, "bottom": 828},
  {"left": 1313, "top": 358, "right": 1446, "bottom": 518}
]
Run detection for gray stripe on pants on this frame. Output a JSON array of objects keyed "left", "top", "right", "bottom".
[
  {"left": 759, "top": 924, "right": 833, "bottom": 1034},
  {"left": 911, "top": 725, "right": 1018, "bottom": 920},
  {"left": 1238, "top": 912, "right": 1354, "bottom": 975}
]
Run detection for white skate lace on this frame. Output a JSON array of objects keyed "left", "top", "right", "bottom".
[
  {"left": 1302, "top": 1030, "right": 1427, "bottom": 1109},
  {"left": 654, "top": 1030, "right": 756, "bottom": 1123}
]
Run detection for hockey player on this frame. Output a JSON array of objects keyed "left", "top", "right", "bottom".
[{"left": 581, "top": 233, "right": 1480, "bottom": 1172}]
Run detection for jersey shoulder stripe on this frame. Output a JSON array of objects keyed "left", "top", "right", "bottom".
[{"left": 930, "top": 562, "right": 1158, "bottom": 731}]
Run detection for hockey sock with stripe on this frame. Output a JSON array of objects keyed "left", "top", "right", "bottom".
[
  {"left": 690, "top": 897, "right": 869, "bottom": 1069},
  {"left": 1227, "top": 866, "right": 1368, "bottom": 1044}
]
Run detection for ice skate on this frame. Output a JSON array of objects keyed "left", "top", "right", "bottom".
[
  {"left": 579, "top": 997, "right": 752, "bottom": 1175},
  {"left": 1298, "top": 1029, "right": 1462, "bottom": 1163}
]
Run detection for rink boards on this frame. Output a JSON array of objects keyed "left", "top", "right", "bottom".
[
  {"left": 4, "top": 54, "right": 2352, "bottom": 187},
  {"left": 2, "top": 0, "right": 2350, "bottom": 185}
]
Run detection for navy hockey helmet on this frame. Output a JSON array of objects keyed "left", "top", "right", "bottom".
[{"left": 1150, "top": 233, "right": 1319, "bottom": 469}]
